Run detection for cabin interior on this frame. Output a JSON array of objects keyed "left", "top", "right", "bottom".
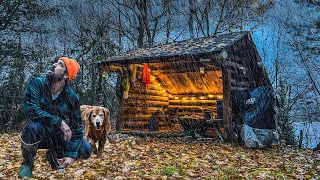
[{"left": 100, "top": 59, "right": 225, "bottom": 136}]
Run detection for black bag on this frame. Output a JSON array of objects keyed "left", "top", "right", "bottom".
[{"left": 245, "top": 86, "right": 276, "bottom": 129}]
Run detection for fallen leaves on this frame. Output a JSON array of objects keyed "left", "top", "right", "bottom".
[{"left": 0, "top": 133, "right": 319, "bottom": 179}]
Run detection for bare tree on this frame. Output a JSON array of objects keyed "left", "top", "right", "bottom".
[{"left": 108, "top": 0, "right": 165, "bottom": 48}]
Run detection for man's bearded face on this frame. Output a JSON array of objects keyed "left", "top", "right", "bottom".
[{"left": 46, "top": 60, "right": 67, "bottom": 83}]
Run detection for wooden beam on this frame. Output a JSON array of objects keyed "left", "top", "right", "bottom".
[
  {"left": 122, "top": 100, "right": 169, "bottom": 107},
  {"left": 129, "top": 88, "right": 168, "bottom": 96},
  {"left": 177, "top": 112, "right": 218, "bottom": 117},
  {"left": 119, "top": 114, "right": 160, "bottom": 119},
  {"left": 230, "top": 80, "right": 256, "bottom": 88},
  {"left": 100, "top": 64, "right": 146, "bottom": 72},
  {"left": 168, "top": 105, "right": 216, "bottom": 112},
  {"left": 149, "top": 61, "right": 221, "bottom": 70},
  {"left": 152, "top": 67, "right": 220, "bottom": 75},
  {"left": 128, "top": 94, "right": 169, "bottom": 101},
  {"left": 169, "top": 101, "right": 217, "bottom": 106},
  {"left": 222, "top": 67, "right": 232, "bottom": 142},
  {"left": 168, "top": 94, "right": 223, "bottom": 100},
  {"left": 121, "top": 121, "right": 168, "bottom": 128},
  {"left": 169, "top": 99, "right": 218, "bottom": 103},
  {"left": 120, "top": 107, "right": 163, "bottom": 114}
]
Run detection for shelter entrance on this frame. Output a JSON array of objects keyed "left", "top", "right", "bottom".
[{"left": 110, "top": 61, "right": 224, "bottom": 137}]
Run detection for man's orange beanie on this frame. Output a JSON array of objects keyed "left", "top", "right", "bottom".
[{"left": 59, "top": 57, "right": 80, "bottom": 80}]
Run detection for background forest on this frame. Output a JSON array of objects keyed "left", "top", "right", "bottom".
[{"left": 0, "top": 0, "right": 319, "bottom": 146}]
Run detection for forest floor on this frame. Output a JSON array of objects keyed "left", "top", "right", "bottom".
[{"left": 0, "top": 133, "right": 319, "bottom": 180}]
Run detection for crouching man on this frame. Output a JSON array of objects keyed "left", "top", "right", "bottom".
[{"left": 19, "top": 57, "right": 92, "bottom": 178}]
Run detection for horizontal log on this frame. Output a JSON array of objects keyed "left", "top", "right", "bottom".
[
  {"left": 100, "top": 64, "right": 146, "bottom": 72},
  {"left": 118, "top": 115, "right": 168, "bottom": 122},
  {"left": 152, "top": 67, "right": 220, "bottom": 75},
  {"left": 149, "top": 61, "right": 220, "bottom": 71},
  {"left": 120, "top": 118, "right": 169, "bottom": 124},
  {"left": 132, "top": 83, "right": 165, "bottom": 91},
  {"left": 119, "top": 114, "right": 162, "bottom": 119},
  {"left": 168, "top": 99, "right": 218, "bottom": 103},
  {"left": 232, "top": 74, "right": 250, "bottom": 81},
  {"left": 119, "top": 110, "right": 217, "bottom": 118},
  {"left": 146, "top": 83, "right": 166, "bottom": 90},
  {"left": 120, "top": 107, "right": 163, "bottom": 114},
  {"left": 122, "top": 121, "right": 168, "bottom": 128},
  {"left": 169, "top": 105, "right": 216, "bottom": 111},
  {"left": 123, "top": 100, "right": 169, "bottom": 107},
  {"left": 129, "top": 88, "right": 168, "bottom": 96},
  {"left": 230, "top": 80, "right": 256, "bottom": 88},
  {"left": 230, "top": 87, "right": 250, "bottom": 91},
  {"left": 177, "top": 112, "right": 218, "bottom": 117},
  {"left": 128, "top": 94, "right": 169, "bottom": 101},
  {"left": 99, "top": 65, "right": 122, "bottom": 72},
  {"left": 119, "top": 116, "right": 150, "bottom": 121},
  {"left": 118, "top": 131, "right": 185, "bottom": 137},
  {"left": 168, "top": 94, "right": 223, "bottom": 100},
  {"left": 169, "top": 101, "right": 217, "bottom": 106}
]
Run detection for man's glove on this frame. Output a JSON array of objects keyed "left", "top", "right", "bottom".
[{"left": 60, "top": 157, "right": 76, "bottom": 168}]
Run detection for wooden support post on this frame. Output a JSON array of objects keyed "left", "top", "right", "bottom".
[{"left": 222, "top": 67, "right": 232, "bottom": 142}]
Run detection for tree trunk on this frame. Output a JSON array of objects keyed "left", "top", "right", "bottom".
[{"left": 188, "top": 0, "right": 195, "bottom": 39}]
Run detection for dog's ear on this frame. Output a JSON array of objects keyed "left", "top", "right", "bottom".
[
  {"left": 103, "top": 108, "right": 110, "bottom": 119},
  {"left": 86, "top": 108, "right": 94, "bottom": 120}
]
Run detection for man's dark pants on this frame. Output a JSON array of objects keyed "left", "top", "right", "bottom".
[{"left": 21, "top": 122, "right": 92, "bottom": 168}]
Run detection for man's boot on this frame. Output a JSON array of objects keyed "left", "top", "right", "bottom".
[
  {"left": 19, "top": 164, "right": 33, "bottom": 179},
  {"left": 19, "top": 143, "right": 37, "bottom": 179}
]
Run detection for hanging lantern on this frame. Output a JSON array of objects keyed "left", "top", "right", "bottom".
[
  {"left": 200, "top": 67, "right": 205, "bottom": 74},
  {"left": 101, "top": 71, "right": 106, "bottom": 77}
]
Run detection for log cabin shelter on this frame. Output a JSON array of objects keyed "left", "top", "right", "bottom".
[{"left": 97, "top": 31, "right": 272, "bottom": 142}]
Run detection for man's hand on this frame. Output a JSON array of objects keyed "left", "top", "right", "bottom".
[
  {"left": 60, "top": 157, "right": 75, "bottom": 168},
  {"left": 60, "top": 120, "right": 72, "bottom": 141}
]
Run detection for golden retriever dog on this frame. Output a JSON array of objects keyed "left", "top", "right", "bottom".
[{"left": 81, "top": 105, "right": 111, "bottom": 156}]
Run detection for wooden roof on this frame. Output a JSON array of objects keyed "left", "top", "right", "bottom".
[
  {"left": 97, "top": 31, "right": 250, "bottom": 66},
  {"left": 157, "top": 70, "right": 223, "bottom": 95}
]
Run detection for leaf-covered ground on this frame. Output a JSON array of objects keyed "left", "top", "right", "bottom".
[{"left": 0, "top": 133, "right": 319, "bottom": 180}]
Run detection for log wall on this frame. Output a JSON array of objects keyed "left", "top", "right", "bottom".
[
  {"left": 168, "top": 95, "right": 222, "bottom": 118},
  {"left": 118, "top": 78, "right": 169, "bottom": 129},
  {"left": 117, "top": 74, "right": 224, "bottom": 130}
]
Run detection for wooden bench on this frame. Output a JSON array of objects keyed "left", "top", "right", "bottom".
[
  {"left": 180, "top": 117, "right": 225, "bottom": 142},
  {"left": 205, "top": 118, "right": 224, "bottom": 142}
]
